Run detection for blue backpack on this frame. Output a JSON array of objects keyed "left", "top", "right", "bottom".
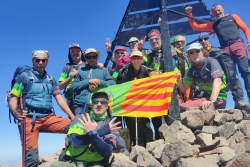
[
  {"left": 7, "top": 65, "right": 55, "bottom": 124},
  {"left": 7, "top": 65, "right": 34, "bottom": 123}
]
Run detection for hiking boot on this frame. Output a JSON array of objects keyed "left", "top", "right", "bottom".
[{"left": 234, "top": 100, "right": 250, "bottom": 110}]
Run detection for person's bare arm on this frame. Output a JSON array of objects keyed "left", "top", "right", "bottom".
[{"left": 55, "top": 94, "right": 74, "bottom": 120}]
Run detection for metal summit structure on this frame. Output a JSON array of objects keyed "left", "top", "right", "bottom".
[{"left": 105, "top": 0, "right": 212, "bottom": 124}]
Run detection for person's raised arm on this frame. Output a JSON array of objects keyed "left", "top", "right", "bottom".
[{"left": 185, "top": 6, "right": 214, "bottom": 32}]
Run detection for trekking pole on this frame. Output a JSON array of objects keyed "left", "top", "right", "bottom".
[{"left": 20, "top": 95, "right": 26, "bottom": 167}]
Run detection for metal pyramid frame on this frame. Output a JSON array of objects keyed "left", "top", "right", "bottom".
[
  {"left": 104, "top": 0, "right": 212, "bottom": 67},
  {"left": 105, "top": 0, "right": 212, "bottom": 124}
]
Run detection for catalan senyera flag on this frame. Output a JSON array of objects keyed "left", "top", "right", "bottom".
[{"left": 96, "top": 71, "right": 178, "bottom": 118}]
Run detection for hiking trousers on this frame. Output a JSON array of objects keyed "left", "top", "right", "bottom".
[
  {"left": 210, "top": 48, "right": 244, "bottom": 102},
  {"left": 179, "top": 97, "right": 226, "bottom": 112},
  {"left": 223, "top": 41, "right": 250, "bottom": 99},
  {"left": 18, "top": 113, "right": 71, "bottom": 167}
]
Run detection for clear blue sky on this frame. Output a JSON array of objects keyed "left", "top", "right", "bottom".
[{"left": 1, "top": 0, "right": 250, "bottom": 165}]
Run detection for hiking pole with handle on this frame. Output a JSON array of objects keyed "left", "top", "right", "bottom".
[{"left": 20, "top": 94, "right": 26, "bottom": 167}]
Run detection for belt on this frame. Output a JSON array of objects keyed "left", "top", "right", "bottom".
[{"left": 221, "top": 38, "right": 243, "bottom": 47}]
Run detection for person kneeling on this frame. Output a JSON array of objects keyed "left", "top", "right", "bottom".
[
  {"left": 178, "top": 43, "right": 228, "bottom": 111},
  {"left": 51, "top": 91, "right": 126, "bottom": 167}
]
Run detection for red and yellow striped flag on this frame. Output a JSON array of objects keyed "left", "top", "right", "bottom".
[{"left": 97, "top": 72, "right": 178, "bottom": 118}]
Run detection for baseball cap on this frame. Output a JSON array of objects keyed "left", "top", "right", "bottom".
[
  {"left": 114, "top": 47, "right": 126, "bottom": 53},
  {"left": 130, "top": 50, "right": 143, "bottom": 57},
  {"left": 198, "top": 32, "right": 210, "bottom": 40},
  {"left": 84, "top": 48, "right": 100, "bottom": 57},
  {"left": 187, "top": 43, "right": 203, "bottom": 51},
  {"left": 32, "top": 50, "right": 49, "bottom": 59},
  {"left": 127, "top": 37, "right": 139, "bottom": 43},
  {"left": 92, "top": 91, "right": 109, "bottom": 101}
]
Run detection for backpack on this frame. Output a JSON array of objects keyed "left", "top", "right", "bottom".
[{"left": 7, "top": 65, "right": 54, "bottom": 124}]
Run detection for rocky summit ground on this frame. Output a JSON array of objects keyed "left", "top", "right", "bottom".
[{"left": 2, "top": 106, "right": 250, "bottom": 167}]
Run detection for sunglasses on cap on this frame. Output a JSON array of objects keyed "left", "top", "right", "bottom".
[
  {"left": 34, "top": 58, "right": 48, "bottom": 63},
  {"left": 149, "top": 37, "right": 160, "bottom": 42},
  {"left": 189, "top": 49, "right": 201, "bottom": 55},
  {"left": 85, "top": 55, "right": 98, "bottom": 59},
  {"left": 128, "top": 40, "right": 138, "bottom": 45},
  {"left": 70, "top": 48, "right": 81, "bottom": 53},
  {"left": 199, "top": 38, "right": 209, "bottom": 42},
  {"left": 92, "top": 99, "right": 108, "bottom": 104},
  {"left": 131, "top": 56, "right": 142, "bottom": 60},
  {"left": 116, "top": 52, "right": 124, "bottom": 55}
]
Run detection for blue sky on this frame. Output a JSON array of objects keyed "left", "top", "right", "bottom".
[{"left": 1, "top": 0, "right": 250, "bottom": 165}]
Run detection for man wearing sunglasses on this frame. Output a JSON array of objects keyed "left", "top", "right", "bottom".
[
  {"left": 51, "top": 91, "right": 127, "bottom": 166},
  {"left": 59, "top": 43, "right": 86, "bottom": 115},
  {"left": 117, "top": 50, "right": 155, "bottom": 150},
  {"left": 171, "top": 35, "right": 191, "bottom": 104},
  {"left": 9, "top": 50, "right": 74, "bottom": 166},
  {"left": 70, "top": 48, "right": 115, "bottom": 116},
  {"left": 198, "top": 32, "right": 250, "bottom": 110},
  {"left": 178, "top": 43, "right": 228, "bottom": 111},
  {"left": 59, "top": 44, "right": 105, "bottom": 115},
  {"left": 185, "top": 4, "right": 250, "bottom": 103},
  {"left": 142, "top": 29, "right": 176, "bottom": 140}
]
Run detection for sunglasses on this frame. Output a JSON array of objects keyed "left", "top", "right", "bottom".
[
  {"left": 189, "top": 49, "right": 201, "bottom": 55},
  {"left": 175, "top": 40, "right": 185, "bottom": 43},
  {"left": 70, "top": 48, "right": 80, "bottom": 53},
  {"left": 34, "top": 58, "right": 48, "bottom": 63},
  {"left": 92, "top": 99, "right": 108, "bottom": 104},
  {"left": 85, "top": 55, "right": 98, "bottom": 59},
  {"left": 149, "top": 37, "right": 160, "bottom": 42},
  {"left": 131, "top": 56, "right": 142, "bottom": 60},
  {"left": 199, "top": 38, "right": 209, "bottom": 42},
  {"left": 128, "top": 41, "right": 138, "bottom": 45},
  {"left": 116, "top": 52, "right": 124, "bottom": 55}
]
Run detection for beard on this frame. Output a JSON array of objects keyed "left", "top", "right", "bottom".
[{"left": 214, "top": 12, "right": 225, "bottom": 20}]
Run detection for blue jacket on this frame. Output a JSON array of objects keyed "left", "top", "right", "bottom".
[{"left": 70, "top": 64, "right": 115, "bottom": 106}]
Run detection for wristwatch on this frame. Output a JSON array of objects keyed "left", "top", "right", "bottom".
[{"left": 210, "top": 99, "right": 216, "bottom": 103}]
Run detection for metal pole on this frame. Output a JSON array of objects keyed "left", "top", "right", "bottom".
[
  {"left": 159, "top": 0, "right": 180, "bottom": 125},
  {"left": 135, "top": 117, "right": 138, "bottom": 145}
]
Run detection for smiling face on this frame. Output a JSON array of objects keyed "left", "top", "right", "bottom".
[
  {"left": 85, "top": 52, "right": 98, "bottom": 66},
  {"left": 175, "top": 36, "right": 186, "bottom": 50},
  {"left": 131, "top": 55, "right": 143, "bottom": 70},
  {"left": 149, "top": 36, "right": 161, "bottom": 51},
  {"left": 212, "top": 5, "right": 225, "bottom": 20},
  {"left": 92, "top": 98, "right": 109, "bottom": 116},
  {"left": 70, "top": 47, "right": 82, "bottom": 62}
]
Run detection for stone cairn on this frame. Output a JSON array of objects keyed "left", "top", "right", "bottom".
[{"left": 3, "top": 105, "right": 250, "bottom": 167}]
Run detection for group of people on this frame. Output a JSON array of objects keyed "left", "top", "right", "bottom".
[{"left": 8, "top": 3, "right": 250, "bottom": 167}]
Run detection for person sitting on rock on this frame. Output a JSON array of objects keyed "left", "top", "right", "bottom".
[
  {"left": 51, "top": 91, "right": 127, "bottom": 167},
  {"left": 178, "top": 43, "right": 228, "bottom": 111}
]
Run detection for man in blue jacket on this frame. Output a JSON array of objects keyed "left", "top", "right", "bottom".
[{"left": 69, "top": 48, "right": 116, "bottom": 115}]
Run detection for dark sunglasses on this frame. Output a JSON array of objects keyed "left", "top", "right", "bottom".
[
  {"left": 149, "top": 37, "right": 160, "bottom": 42},
  {"left": 70, "top": 48, "right": 80, "bottom": 53},
  {"left": 34, "top": 58, "right": 48, "bottom": 63},
  {"left": 131, "top": 56, "right": 142, "bottom": 60},
  {"left": 92, "top": 99, "right": 108, "bottom": 104},
  {"left": 128, "top": 40, "right": 138, "bottom": 45},
  {"left": 189, "top": 49, "right": 201, "bottom": 55},
  {"left": 116, "top": 52, "right": 124, "bottom": 55},
  {"left": 85, "top": 55, "right": 98, "bottom": 59},
  {"left": 175, "top": 40, "right": 185, "bottom": 43},
  {"left": 199, "top": 38, "right": 209, "bottom": 42}
]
